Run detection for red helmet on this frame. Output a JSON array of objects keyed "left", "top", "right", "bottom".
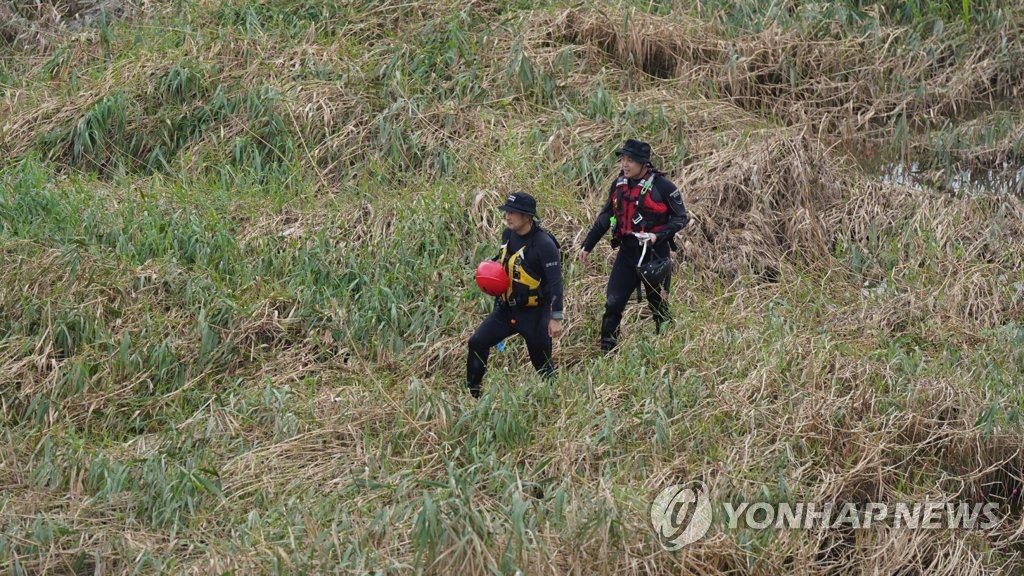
[{"left": 475, "top": 260, "right": 510, "bottom": 296}]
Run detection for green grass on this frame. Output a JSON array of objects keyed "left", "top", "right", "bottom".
[{"left": 2, "top": 0, "right": 1024, "bottom": 574}]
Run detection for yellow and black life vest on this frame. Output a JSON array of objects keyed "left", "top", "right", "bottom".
[{"left": 497, "top": 241, "right": 543, "bottom": 307}]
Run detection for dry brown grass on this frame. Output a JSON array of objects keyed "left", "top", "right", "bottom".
[
  {"left": 3, "top": 2, "right": 1024, "bottom": 574},
  {"left": 548, "top": 7, "right": 1024, "bottom": 137},
  {"left": 1, "top": 0, "right": 146, "bottom": 48},
  {"left": 672, "top": 131, "right": 842, "bottom": 280}
]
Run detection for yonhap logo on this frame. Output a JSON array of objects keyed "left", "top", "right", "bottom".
[
  {"left": 648, "top": 478, "right": 1003, "bottom": 554},
  {"left": 649, "top": 481, "right": 713, "bottom": 550}
]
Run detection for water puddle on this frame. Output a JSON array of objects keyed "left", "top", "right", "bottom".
[{"left": 877, "top": 161, "right": 1023, "bottom": 196}]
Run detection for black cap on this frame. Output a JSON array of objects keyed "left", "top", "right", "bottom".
[
  {"left": 498, "top": 192, "right": 537, "bottom": 217},
  {"left": 616, "top": 139, "right": 652, "bottom": 164}
]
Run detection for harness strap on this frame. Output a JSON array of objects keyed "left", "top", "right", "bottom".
[{"left": 635, "top": 238, "right": 648, "bottom": 303}]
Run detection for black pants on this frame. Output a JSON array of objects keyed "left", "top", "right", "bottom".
[
  {"left": 600, "top": 241, "right": 671, "bottom": 351},
  {"left": 466, "top": 305, "right": 554, "bottom": 397}
]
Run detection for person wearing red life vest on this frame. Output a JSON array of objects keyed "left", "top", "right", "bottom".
[
  {"left": 467, "top": 192, "right": 564, "bottom": 398},
  {"left": 578, "top": 139, "right": 689, "bottom": 352}
]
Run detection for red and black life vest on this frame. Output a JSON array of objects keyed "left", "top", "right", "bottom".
[{"left": 611, "top": 170, "right": 671, "bottom": 242}]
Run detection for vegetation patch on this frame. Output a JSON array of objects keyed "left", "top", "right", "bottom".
[{"left": 2, "top": 0, "right": 1023, "bottom": 573}]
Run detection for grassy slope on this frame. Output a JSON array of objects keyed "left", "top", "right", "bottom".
[{"left": 2, "top": 0, "right": 1024, "bottom": 574}]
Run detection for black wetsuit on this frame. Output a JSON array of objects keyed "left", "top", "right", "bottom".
[
  {"left": 582, "top": 169, "right": 688, "bottom": 350},
  {"left": 467, "top": 225, "right": 563, "bottom": 397}
]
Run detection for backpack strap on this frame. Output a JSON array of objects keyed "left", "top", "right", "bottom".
[{"left": 526, "top": 225, "right": 561, "bottom": 261}]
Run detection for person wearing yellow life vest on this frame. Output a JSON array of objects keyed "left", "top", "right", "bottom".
[
  {"left": 579, "top": 139, "right": 689, "bottom": 352},
  {"left": 466, "top": 192, "right": 564, "bottom": 398}
]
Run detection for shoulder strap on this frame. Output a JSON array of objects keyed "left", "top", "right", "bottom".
[
  {"left": 526, "top": 226, "right": 563, "bottom": 263},
  {"left": 645, "top": 171, "right": 667, "bottom": 202},
  {"left": 545, "top": 229, "right": 560, "bottom": 251}
]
